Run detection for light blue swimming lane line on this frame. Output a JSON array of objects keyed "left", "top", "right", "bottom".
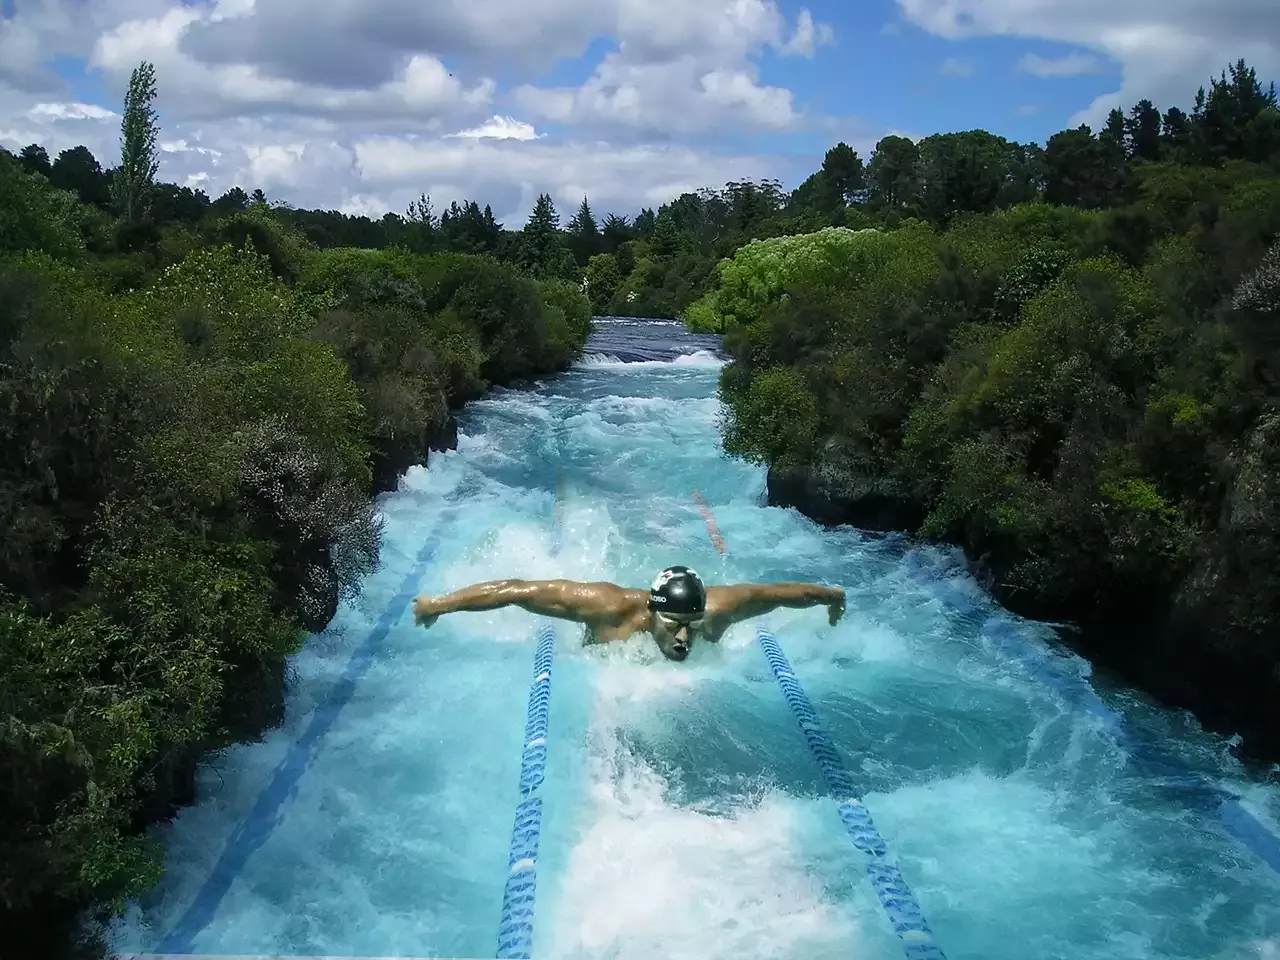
[
  {"left": 494, "top": 468, "right": 566, "bottom": 958},
  {"left": 494, "top": 625, "right": 557, "bottom": 959},
  {"left": 157, "top": 486, "right": 470, "bottom": 954},
  {"left": 757, "top": 625, "right": 948, "bottom": 960},
  {"left": 690, "top": 493, "right": 945, "bottom": 957}
]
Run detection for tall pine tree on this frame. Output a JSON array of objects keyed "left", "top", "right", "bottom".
[
  {"left": 517, "top": 193, "right": 577, "bottom": 281},
  {"left": 568, "top": 197, "right": 600, "bottom": 266},
  {"left": 1126, "top": 99, "right": 1163, "bottom": 162}
]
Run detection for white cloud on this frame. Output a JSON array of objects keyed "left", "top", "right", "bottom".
[
  {"left": 514, "top": 54, "right": 802, "bottom": 136},
  {"left": 895, "top": 0, "right": 1280, "bottom": 126},
  {"left": 0, "top": 0, "right": 836, "bottom": 226},
  {"left": 940, "top": 57, "right": 975, "bottom": 78},
  {"left": 350, "top": 136, "right": 786, "bottom": 224},
  {"left": 28, "top": 102, "right": 118, "bottom": 121},
  {"left": 0, "top": 87, "right": 789, "bottom": 225},
  {"left": 87, "top": 7, "right": 495, "bottom": 126},
  {"left": 447, "top": 116, "right": 543, "bottom": 141},
  {"left": 782, "top": 9, "right": 837, "bottom": 58},
  {"left": 1017, "top": 52, "right": 1105, "bottom": 77},
  {"left": 510, "top": 2, "right": 832, "bottom": 136}
]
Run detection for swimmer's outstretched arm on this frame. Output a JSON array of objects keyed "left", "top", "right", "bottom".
[
  {"left": 710, "top": 582, "right": 846, "bottom": 627},
  {"left": 412, "top": 578, "right": 628, "bottom": 627}
]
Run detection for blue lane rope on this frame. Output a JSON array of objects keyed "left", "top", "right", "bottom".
[
  {"left": 493, "top": 464, "right": 564, "bottom": 958},
  {"left": 158, "top": 496, "right": 465, "bottom": 954},
  {"left": 496, "top": 625, "right": 557, "bottom": 959},
  {"left": 757, "top": 626, "right": 948, "bottom": 960}
]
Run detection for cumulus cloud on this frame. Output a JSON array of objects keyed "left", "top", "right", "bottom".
[
  {"left": 350, "top": 136, "right": 784, "bottom": 223},
  {"left": 504, "top": 0, "right": 834, "bottom": 136},
  {"left": 783, "top": 9, "right": 838, "bottom": 57},
  {"left": 447, "top": 116, "right": 543, "bottom": 141},
  {"left": 28, "top": 102, "right": 118, "bottom": 122},
  {"left": 179, "top": 0, "right": 607, "bottom": 82},
  {"left": 0, "top": 0, "right": 829, "bottom": 224},
  {"left": 163, "top": 0, "right": 832, "bottom": 137},
  {"left": 510, "top": 1, "right": 832, "bottom": 136},
  {"left": 87, "top": 5, "right": 495, "bottom": 127},
  {"left": 896, "top": 0, "right": 1280, "bottom": 125},
  {"left": 514, "top": 53, "right": 802, "bottom": 136}
]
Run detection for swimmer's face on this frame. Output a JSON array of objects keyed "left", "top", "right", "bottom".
[{"left": 650, "top": 610, "right": 704, "bottom": 661}]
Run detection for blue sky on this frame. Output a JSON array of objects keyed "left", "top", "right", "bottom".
[{"left": 1, "top": 0, "right": 1274, "bottom": 222}]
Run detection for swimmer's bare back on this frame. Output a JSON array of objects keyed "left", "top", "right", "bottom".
[{"left": 410, "top": 578, "right": 846, "bottom": 644}]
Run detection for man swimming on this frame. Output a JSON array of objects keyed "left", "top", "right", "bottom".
[{"left": 411, "top": 565, "right": 846, "bottom": 661}]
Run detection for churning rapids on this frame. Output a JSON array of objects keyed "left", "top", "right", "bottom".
[{"left": 112, "top": 318, "right": 1280, "bottom": 960}]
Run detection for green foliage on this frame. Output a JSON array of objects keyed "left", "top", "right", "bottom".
[
  {"left": 536, "top": 277, "right": 593, "bottom": 370},
  {"left": 205, "top": 202, "right": 316, "bottom": 283},
  {"left": 0, "top": 152, "right": 90, "bottom": 260},
  {"left": 685, "top": 224, "right": 941, "bottom": 332},
  {"left": 711, "top": 55, "right": 1280, "bottom": 645},
  {"left": 719, "top": 366, "right": 820, "bottom": 469},
  {"left": 584, "top": 252, "right": 622, "bottom": 314}
]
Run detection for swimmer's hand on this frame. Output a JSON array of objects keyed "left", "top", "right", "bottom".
[
  {"left": 827, "top": 590, "right": 846, "bottom": 627},
  {"left": 412, "top": 595, "right": 440, "bottom": 628}
]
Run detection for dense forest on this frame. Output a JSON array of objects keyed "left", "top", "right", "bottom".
[
  {"left": 3, "top": 50, "right": 1278, "bottom": 958},
  {"left": 688, "top": 59, "right": 1280, "bottom": 771},
  {"left": 1, "top": 63, "right": 591, "bottom": 958}
]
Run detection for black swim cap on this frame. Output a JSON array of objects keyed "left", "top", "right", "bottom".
[{"left": 648, "top": 565, "right": 706, "bottom": 616}]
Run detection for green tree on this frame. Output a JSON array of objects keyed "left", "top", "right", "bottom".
[
  {"left": 584, "top": 253, "right": 622, "bottom": 315},
  {"left": 515, "top": 193, "right": 577, "bottom": 282},
  {"left": 17, "top": 144, "right": 51, "bottom": 178},
  {"left": 866, "top": 135, "right": 920, "bottom": 214},
  {"left": 111, "top": 61, "right": 161, "bottom": 225},
  {"left": 600, "top": 212, "right": 633, "bottom": 254},
  {"left": 49, "top": 146, "right": 110, "bottom": 207},
  {"left": 1043, "top": 126, "right": 1116, "bottom": 208},
  {"left": 1161, "top": 107, "right": 1192, "bottom": 158},
  {"left": 1126, "top": 99, "right": 1164, "bottom": 162},
  {"left": 403, "top": 192, "right": 437, "bottom": 254},
  {"left": 914, "top": 130, "right": 1020, "bottom": 226},
  {"left": 567, "top": 197, "right": 600, "bottom": 266}
]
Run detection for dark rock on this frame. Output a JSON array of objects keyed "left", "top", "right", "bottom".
[
  {"left": 370, "top": 414, "right": 460, "bottom": 495},
  {"left": 428, "top": 413, "right": 459, "bottom": 452},
  {"left": 766, "top": 456, "right": 924, "bottom": 533},
  {"left": 1160, "top": 412, "right": 1280, "bottom": 762}
]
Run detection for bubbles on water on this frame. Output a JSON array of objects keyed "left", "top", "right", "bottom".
[{"left": 544, "top": 700, "right": 866, "bottom": 960}]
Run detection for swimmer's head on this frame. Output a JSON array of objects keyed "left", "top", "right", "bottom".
[{"left": 647, "top": 565, "right": 706, "bottom": 661}]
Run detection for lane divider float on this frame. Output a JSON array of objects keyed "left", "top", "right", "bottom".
[
  {"left": 496, "top": 465, "right": 566, "bottom": 958},
  {"left": 691, "top": 490, "right": 947, "bottom": 960}
]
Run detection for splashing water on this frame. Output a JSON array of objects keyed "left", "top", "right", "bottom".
[{"left": 110, "top": 319, "right": 1280, "bottom": 960}]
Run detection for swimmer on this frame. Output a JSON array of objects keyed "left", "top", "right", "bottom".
[{"left": 411, "top": 565, "right": 846, "bottom": 661}]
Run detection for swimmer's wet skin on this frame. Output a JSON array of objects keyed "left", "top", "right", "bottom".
[{"left": 412, "top": 565, "right": 846, "bottom": 662}]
